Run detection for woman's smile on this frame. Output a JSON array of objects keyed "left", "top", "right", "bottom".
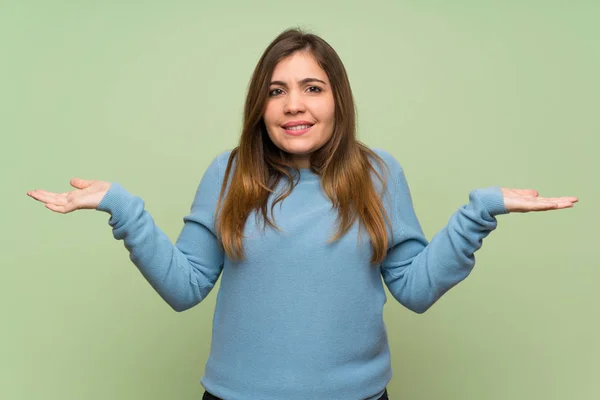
[{"left": 281, "top": 121, "right": 315, "bottom": 136}]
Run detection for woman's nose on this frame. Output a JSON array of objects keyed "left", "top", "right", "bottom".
[{"left": 284, "top": 91, "right": 306, "bottom": 114}]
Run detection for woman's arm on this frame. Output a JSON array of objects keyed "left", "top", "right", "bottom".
[
  {"left": 95, "top": 153, "right": 228, "bottom": 312},
  {"left": 27, "top": 156, "right": 226, "bottom": 313},
  {"left": 380, "top": 167, "right": 506, "bottom": 313},
  {"left": 379, "top": 151, "right": 577, "bottom": 314}
]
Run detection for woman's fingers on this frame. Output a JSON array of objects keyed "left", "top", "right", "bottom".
[
  {"left": 44, "top": 202, "right": 75, "bottom": 214},
  {"left": 27, "top": 179, "right": 111, "bottom": 213},
  {"left": 70, "top": 178, "right": 94, "bottom": 189},
  {"left": 27, "top": 189, "right": 76, "bottom": 212},
  {"left": 554, "top": 196, "right": 578, "bottom": 203},
  {"left": 27, "top": 189, "right": 65, "bottom": 205},
  {"left": 503, "top": 194, "right": 578, "bottom": 212},
  {"left": 500, "top": 187, "right": 579, "bottom": 213},
  {"left": 530, "top": 196, "right": 578, "bottom": 206}
]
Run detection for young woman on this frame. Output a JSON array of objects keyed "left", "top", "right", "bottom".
[{"left": 27, "top": 29, "right": 577, "bottom": 400}]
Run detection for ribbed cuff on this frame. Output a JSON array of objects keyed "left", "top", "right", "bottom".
[
  {"left": 471, "top": 186, "right": 509, "bottom": 216},
  {"left": 96, "top": 182, "right": 136, "bottom": 221}
]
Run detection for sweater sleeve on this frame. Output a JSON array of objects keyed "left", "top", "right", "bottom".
[
  {"left": 95, "top": 153, "right": 226, "bottom": 312},
  {"left": 380, "top": 155, "right": 509, "bottom": 314}
]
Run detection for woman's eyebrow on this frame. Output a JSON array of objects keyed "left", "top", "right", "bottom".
[{"left": 269, "top": 78, "right": 328, "bottom": 87}]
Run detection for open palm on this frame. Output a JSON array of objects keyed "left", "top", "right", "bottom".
[
  {"left": 27, "top": 178, "right": 111, "bottom": 214},
  {"left": 501, "top": 188, "right": 578, "bottom": 213}
]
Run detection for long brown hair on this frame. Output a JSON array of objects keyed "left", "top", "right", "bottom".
[{"left": 215, "top": 28, "right": 393, "bottom": 265}]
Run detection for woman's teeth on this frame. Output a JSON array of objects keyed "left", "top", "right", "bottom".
[{"left": 286, "top": 124, "right": 312, "bottom": 130}]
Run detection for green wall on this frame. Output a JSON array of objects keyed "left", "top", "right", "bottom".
[{"left": 2, "top": 1, "right": 598, "bottom": 399}]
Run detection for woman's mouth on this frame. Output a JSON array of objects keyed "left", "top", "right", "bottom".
[{"left": 281, "top": 124, "right": 314, "bottom": 136}]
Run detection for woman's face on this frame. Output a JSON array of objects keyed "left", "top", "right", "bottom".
[{"left": 263, "top": 51, "right": 335, "bottom": 169}]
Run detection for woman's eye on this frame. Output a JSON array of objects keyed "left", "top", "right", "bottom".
[{"left": 268, "top": 87, "right": 321, "bottom": 96}]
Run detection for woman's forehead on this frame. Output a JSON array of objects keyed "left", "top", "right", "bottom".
[{"left": 271, "top": 52, "right": 329, "bottom": 83}]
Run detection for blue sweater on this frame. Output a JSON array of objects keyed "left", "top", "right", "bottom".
[{"left": 96, "top": 148, "right": 508, "bottom": 400}]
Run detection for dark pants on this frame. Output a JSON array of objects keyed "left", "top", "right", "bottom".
[{"left": 202, "top": 388, "right": 389, "bottom": 400}]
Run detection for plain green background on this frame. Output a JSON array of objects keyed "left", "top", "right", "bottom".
[{"left": 2, "top": 1, "right": 598, "bottom": 399}]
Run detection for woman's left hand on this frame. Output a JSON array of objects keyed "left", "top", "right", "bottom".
[{"left": 501, "top": 188, "right": 578, "bottom": 213}]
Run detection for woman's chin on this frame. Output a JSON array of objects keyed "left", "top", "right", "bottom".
[{"left": 283, "top": 148, "right": 313, "bottom": 157}]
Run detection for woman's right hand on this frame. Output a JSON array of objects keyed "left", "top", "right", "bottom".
[{"left": 27, "top": 178, "right": 112, "bottom": 214}]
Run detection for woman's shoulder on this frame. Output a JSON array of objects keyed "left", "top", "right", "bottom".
[
  {"left": 203, "top": 148, "right": 236, "bottom": 178},
  {"left": 214, "top": 148, "right": 236, "bottom": 167},
  {"left": 368, "top": 147, "right": 404, "bottom": 176}
]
